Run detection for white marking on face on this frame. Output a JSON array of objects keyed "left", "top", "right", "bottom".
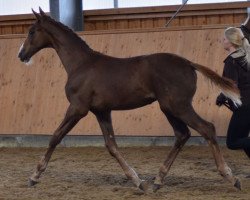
[
  {"left": 25, "top": 58, "right": 33, "bottom": 66},
  {"left": 18, "top": 43, "right": 24, "bottom": 55}
]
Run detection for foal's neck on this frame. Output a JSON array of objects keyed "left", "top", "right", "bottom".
[{"left": 46, "top": 23, "right": 92, "bottom": 76}]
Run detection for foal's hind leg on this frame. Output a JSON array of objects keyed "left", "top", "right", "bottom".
[
  {"left": 94, "top": 111, "right": 148, "bottom": 191},
  {"left": 153, "top": 111, "right": 191, "bottom": 192},
  {"left": 174, "top": 105, "right": 241, "bottom": 190},
  {"left": 28, "top": 105, "right": 86, "bottom": 186}
]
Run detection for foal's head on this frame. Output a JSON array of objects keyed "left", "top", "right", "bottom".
[
  {"left": 242, "top": 16, "right": 250, "bottom": 42},
  {"left": 18, "top": 8, "right": 52, "bottom": 63}
]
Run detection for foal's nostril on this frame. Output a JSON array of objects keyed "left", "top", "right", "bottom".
[{"left": 18, "top": 52, "right": 26, "bottom": 62}]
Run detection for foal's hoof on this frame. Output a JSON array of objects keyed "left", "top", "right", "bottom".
[
  {"left": 138, "top": 180, "right": 148, "bottom": 192},
  {"left": 233, "top": 178, "right": 241, "bottom": 190},
  {"left": 152, "top": 184, "right": 161, "bottom": 193},
  {"left": 28, "top": 178, "right": 39, "bottom": 187}
]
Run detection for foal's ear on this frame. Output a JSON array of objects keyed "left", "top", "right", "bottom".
[
  {"left": 39, "top": 7, "right": 46, "bottom": 17},
  {"left": 243, "top": 16, "right": 250, "bottom": 28},
  {"left": 32, "top": 9, "right": 41, "bottom": 21}
]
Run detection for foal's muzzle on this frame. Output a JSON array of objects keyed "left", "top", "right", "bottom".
[{"left": 18, "top": 49, "right": 30, "bottom": 63}]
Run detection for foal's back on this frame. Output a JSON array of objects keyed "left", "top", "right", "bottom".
[{"left": 83, "top": 52, "right": 197, "bottom": 111}]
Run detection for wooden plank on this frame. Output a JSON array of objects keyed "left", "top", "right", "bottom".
[
  {"left": 94, "top": 21, "right": 107, "bottom": 31},
  {"left": 153, "top": 18, "right": 166, "bottom": 28},
  {"left": 107, "top": 20, "right": 116, "bottom": 30},
  {"left": 85, "top": 10, "right": 246, "bottom": 21},
  {"left": 1, "top": 26, "right": 12, "bottom": 34},
  {"left": 194, "top": 16, "right": 207, "bottom": 26},
  {"left": 206, "top": 15, "right": 220, "bottom": 25},
  {"left": 141, "top": 19, "right": 154, "bottom": 29},
  {"left": 128, "top": 19, "right": 141, "bottom": 29},
  {"left": 233, "top": 13, "right": 247, "bottom": 24},
  {"left": 219, "top": 14, "right": 236, "bottom": 25},
  {"left": 167, "top": 16, "right": 180, "bottom": 27},
  {"left": 11, "top": 25, "right": 24, "bottom": 34},
  {"left": 84, "top": 22, "right": 96, "bottom": 31},
  {"left": 115, "top": 20, "right": 129, "bottom": 30}
]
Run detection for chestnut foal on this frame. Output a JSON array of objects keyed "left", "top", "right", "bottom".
[{"left": 18, "top": 8, "right": 241, "bottom": 192}]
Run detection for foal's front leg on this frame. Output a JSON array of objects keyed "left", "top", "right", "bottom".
[
  {"left": 28, "top": 105, "right": 87, "bottom": 186},
  {"left": 94, "top": 111, "right": 148, "bottom": 191}
]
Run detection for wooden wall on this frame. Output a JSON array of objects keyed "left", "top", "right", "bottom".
[
  {"left": 0, "top": 2, "right": 249, "bottom": 34},
  {"left": 84, "top": 2, "right": 249, "bottom": 31},
  {"left": 0, "top": 27, "right": 233, "bottom": 136}
]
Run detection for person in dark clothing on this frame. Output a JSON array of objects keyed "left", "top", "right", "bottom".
[{"left": 216, "top": 27, "right": 250, "bottom": 159}]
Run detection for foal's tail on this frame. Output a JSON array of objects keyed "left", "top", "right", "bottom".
[{"left": 191, "top": 62, "right": 242, "bottom": 106}]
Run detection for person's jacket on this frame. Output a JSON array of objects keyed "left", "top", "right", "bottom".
[{"left": 217, "top": 49, "right": 250, "bottom": 110}]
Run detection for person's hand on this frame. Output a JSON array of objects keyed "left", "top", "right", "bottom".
[{"left": 216, "top": 93, "right": 227, "bottom": 106}]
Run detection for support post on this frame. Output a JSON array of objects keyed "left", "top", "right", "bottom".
[{"left": 49, "top": 0, "right": 83, "bottom": 31}]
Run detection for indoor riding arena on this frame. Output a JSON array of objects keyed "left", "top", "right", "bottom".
[{"left": 0, "top": 1, "right": 250, "bottom": 200}]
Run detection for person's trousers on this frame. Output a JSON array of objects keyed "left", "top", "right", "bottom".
[{"left": 226, "top": 104, "right": 250, "bottom": 158}]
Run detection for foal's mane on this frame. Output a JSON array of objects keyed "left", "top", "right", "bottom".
[{"left": 41, "top": 14, "right": 92, "bottom": 50}]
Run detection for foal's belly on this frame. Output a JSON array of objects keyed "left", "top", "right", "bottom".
[
  {"left": 112, "top": 97, "right": 156, "bottom": 110},
  {"left": 91, "top": 92, "right": 156, "bottom": 111}
]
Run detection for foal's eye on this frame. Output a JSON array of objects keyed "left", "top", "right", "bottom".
[{"left": 29, "top": 30, "right": 35, "bottom": 36}]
